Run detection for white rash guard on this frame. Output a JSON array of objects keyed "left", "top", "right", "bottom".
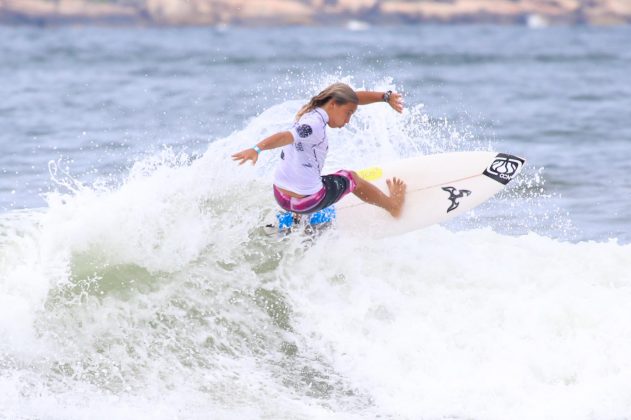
[{"left": 273, "top": 107, "right": 329, "bottom": 195}]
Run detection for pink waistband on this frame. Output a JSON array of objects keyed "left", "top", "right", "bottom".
[
  {"left": 273, "top": 185, "right": 326, "bottom": 213},
  {"left": 273, "top": 170, "right": 357, "bottom": 213}
]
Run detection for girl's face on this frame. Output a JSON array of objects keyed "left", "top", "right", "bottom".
[{"left": 327, "top": 101, "right": 358, "bottom": 128}]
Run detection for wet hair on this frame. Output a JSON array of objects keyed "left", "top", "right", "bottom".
[{"left": 295, "top": 83, "right": 359, "bottom": 121}]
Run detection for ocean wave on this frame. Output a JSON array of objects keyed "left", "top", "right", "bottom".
[{"left": 1, "top": 97, "right": 628, "bottom": 419}]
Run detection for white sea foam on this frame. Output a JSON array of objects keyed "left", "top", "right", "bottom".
[
  {"left": 1, "top": 98, "right": 628, "bottom": 419},
  {"left": 285, "top": 228, "right": 631, "bottom": 419}
]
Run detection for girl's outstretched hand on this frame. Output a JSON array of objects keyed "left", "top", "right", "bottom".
[
  {"left": 232, "top": 148, "right": 259, "bottom": 165},
  {"left": 387, "top": 91, "right": 404, "bottom": 113}
]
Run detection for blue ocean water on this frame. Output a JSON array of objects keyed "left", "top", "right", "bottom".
[
  {"left": 1, "top": 25, "right": 630, "bottom": 241},
  {"left": 1, "top": 25, "right": 631, "bottom": 420}
]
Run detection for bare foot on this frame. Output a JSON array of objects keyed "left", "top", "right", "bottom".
[{"left": 386, "top": 177, "right": 406, "bottom": 218}]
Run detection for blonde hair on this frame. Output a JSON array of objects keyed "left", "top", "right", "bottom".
[{"left": 295, "top": 83, "right": 359, "bottom": 121}]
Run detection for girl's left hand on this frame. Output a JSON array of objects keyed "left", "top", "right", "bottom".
[{"left": 387, "top": 92, "right": 404, "bottom": 113}]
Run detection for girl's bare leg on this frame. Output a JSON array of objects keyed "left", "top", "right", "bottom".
[{"left": 351, "top": 172, "right": 406, "bottom": 218}]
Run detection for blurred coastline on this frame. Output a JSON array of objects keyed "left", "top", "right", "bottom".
[{"left": 1, "top": 0, "right": 630, "bottom": 27}]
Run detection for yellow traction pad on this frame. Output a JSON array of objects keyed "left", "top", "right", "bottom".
[{"left": 356, "top": 166, "right": 383, "bottom": 181}]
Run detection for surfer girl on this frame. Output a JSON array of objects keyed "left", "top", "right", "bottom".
[{"left": 232, "top": 83, "right": 406, "bottom": 217}]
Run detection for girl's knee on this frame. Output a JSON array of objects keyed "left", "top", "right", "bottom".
[
  {"left": 350, "top": 170, "right": 367, "bottom": 184},
  {"left": 348, "top": 170, "right": 364, "bottom": 188}
]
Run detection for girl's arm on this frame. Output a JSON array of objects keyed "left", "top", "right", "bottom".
[
  {"left": 356, "top": 90, "right": 404, "bottom": 113},
  {"left": 232, "top": 131, "right": 294, "bottom": 166}
]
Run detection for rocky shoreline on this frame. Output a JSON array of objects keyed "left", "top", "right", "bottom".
[{"left": 1, "top": 0, "right": 630, "bottom": 27}]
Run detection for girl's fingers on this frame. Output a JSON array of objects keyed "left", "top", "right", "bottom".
[
  {"left": 389, "top": 92, "right": 404, "bottom": 113},
  {"left": 232, "top": 150, "right": 258, "bottom": 166}
]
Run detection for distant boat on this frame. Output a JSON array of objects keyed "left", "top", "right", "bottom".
[
  {"left": 526, "top": 14, "right": 549, "bottom": 28},
  {"left": 345, "top": 20, "right": 370, "bottom": 31}
]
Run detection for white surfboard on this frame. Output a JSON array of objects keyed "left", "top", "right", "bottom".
[{"left": 331, "top": 151, "right": 525, "bottom": 237}]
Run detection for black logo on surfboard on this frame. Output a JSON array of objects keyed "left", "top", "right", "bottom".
[
  {"left": 483, "top": 153, "right": 525, "bottom": 185},
  {"left": 442, "top": 186, "right": 471, "bottom": 213}
]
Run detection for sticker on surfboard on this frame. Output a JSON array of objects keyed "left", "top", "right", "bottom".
[
  {"left": 441, "top": 186, "right": 472, "bottom": 213},
  {"left": 483, "top": 153, "right": 525, "bottom": 185}
]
